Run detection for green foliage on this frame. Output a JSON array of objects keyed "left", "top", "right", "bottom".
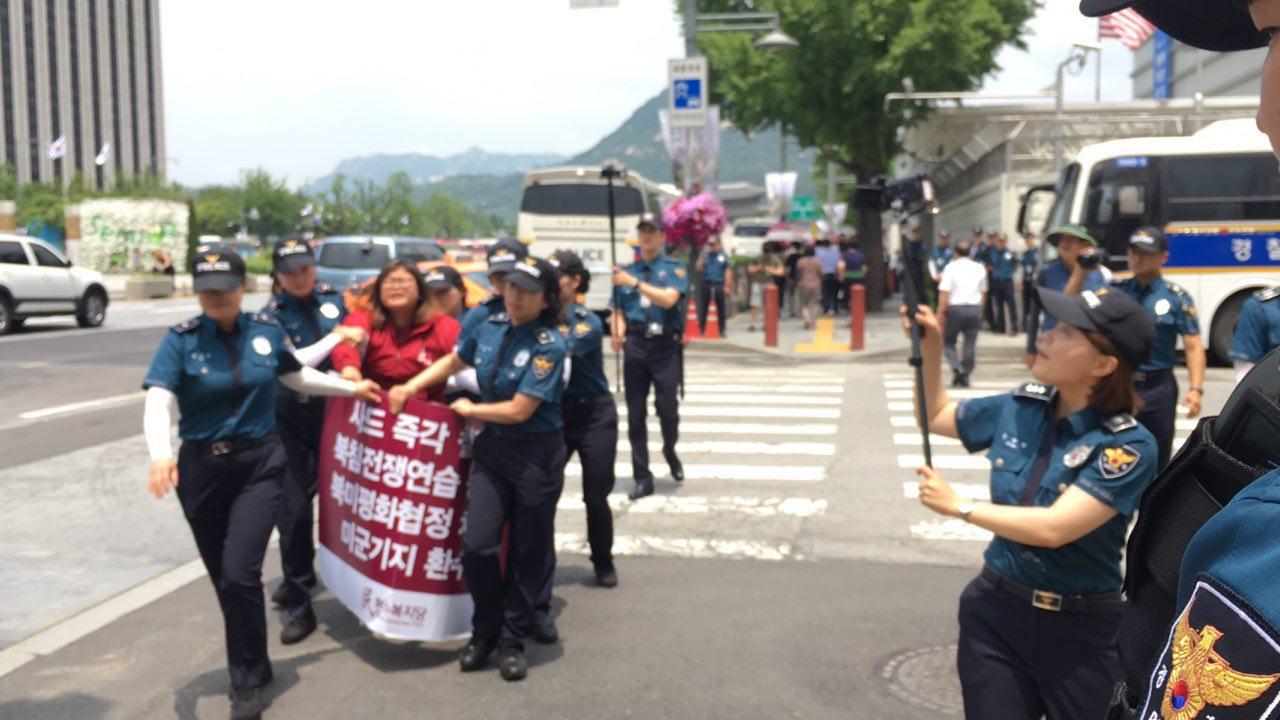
[
  {"left": 191, "top": 186, "right": 243, "bottom": 238},
  {"left": 243, "top": 250, "right": 274, "bottom": 275},
  {"left": 241, "top": 169, "right": 307, "bottom": 237}
]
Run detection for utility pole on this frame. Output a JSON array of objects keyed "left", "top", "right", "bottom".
[{"left": 683, "top": 0, "right": 698, "bottom": 194}]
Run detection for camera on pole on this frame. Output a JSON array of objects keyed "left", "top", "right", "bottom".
[{"left": 601, "top": 161, "right": 627, "bottom": 394}]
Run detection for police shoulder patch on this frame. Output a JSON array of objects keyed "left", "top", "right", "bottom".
[
  {"left": 1099, "top": 444, "right": 1141, "bottom": 479},
  {"left": 572, "top": 306, "right": 591, "bottom": 319},
  {"left": 531, "top": 354, "right": 555, "bottom": 379},
  {"left": 171, "top": 317, "right": 200, "bottom": 334},
  {"left": 1103, "top": 413, "right": 1138, "bottom": 433},
  {"left": 573, "top": 321, "right": 592, "bottom": 338},
  {"left": 480, "top": 294, "right": 502, "bottom": 307},
  {"left": 1139, "top": 576, "right": 1280, "bottom": 720},
  {"left": 1254, "top": 286, "right": 1280, "bottom": 303},
  {"left": 674, "top": 267, "right": 686, "bottom": 279},
  {"left": 1013, "top": 382, "right": 1055, "bottom": 402},
  {"left": 536, "top": 328, "right": 554, "bottom": 345}
]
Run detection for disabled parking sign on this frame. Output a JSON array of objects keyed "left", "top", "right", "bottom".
[{"left": 669, "top": 57, "right": 708, "bottom": 128}]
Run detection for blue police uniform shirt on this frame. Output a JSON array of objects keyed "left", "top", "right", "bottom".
[
  {"left": 1229, "top": 287, "right": 1280, "bottom": 364},
  {"left": 609, "top": 253, "right": 689, "bottom": 334},
  {"left": 956, "top": 383, "right": 1158, "bottom": 594},
  {"left": 702, "top": 250, "right": 729, "bottom": 283},
  {"left": 1113, "top": 276, "right": 1200, "bottom": 372},
  {"left": 931, "top": 246, "right": 953, "bottom": 274},
  {"left": 972, "top": 242, "right": 990, "bottom": 265},
  {"left": 459, "top": 294, "right": 507, "bottom": 343},
  {"left": 1021, "top": 247, "right": 1039, "bottom": 280},
  {"left": 456, "top": 315, "right": 567, "bottom": 432},
  {"left": 260, "top": 284, "right": 346, "bottom": 372},
  {"left": 989, "top": 247, "right": 1018, "bottom": 280},
  {"left": 142, "top": 313, "right": 303, "bottom": 441},
  {"left": 1035, "top": 260, "right": 1108, "bottom": 332},
  {"left": 561, "top": 303, "right": 609, "bottom": 399}
]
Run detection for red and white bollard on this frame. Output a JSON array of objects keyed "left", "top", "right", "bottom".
[
  {"left": 764, "top": 284, "right": 779, "bottom": 348},
  {"left": 849, "top": 284, "right": 865, "bottom": 351}
]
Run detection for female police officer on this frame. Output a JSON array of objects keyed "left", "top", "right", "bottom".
[
  {"left": 390, "top": 257, "right": 567, "bottom": 681},
  {"left": 142, "top": 248, "right": 380, "bottom": 719},
  {"left": 259, "top": 239, "right": 364, "bottom": 643},
  {"left": 905, "top": 286, "right": 1158, "bottom": 719}
]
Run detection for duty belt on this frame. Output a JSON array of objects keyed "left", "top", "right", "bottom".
[
  {"left": 981, "top": 566, "right": 1123, "bottom": 614},
  {"left": 185, "top": 433, "right": 278, "bottom": 456},
  {"left": 1133, "top": 369, "right": 1173, "bottom": 384}
]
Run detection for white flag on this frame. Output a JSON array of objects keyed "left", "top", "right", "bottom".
[
  {"left": 95, "top": 143, "right": 111, "bottom": 166},
  {"left": 47, "top": 135, "right": 66, "bottom": 160}
]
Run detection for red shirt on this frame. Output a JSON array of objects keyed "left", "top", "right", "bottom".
[{"left": 331, "top": 309, "right": 460, "bottom": 404}]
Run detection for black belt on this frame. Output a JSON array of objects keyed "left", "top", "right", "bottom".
[
  {"left": 981, "top": 566, "right": 1124, "bottom": 614},
  {"left": 626, "top": 328, "right": 674, "bottom": 339},
  {"left": 184, "top": 433, "right": 278, "bottom": 457},
  {"left": 564, "top": 394, "right": 615, "bottom": 408},
  {"left": 481, "top": 426, "right": 562, "bottom": 440},
  {"left": 1133, "top": 369, "right": 1173, "bottom": 384}
]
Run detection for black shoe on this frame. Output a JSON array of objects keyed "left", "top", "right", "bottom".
[
  {"left": 459, "top": 635, "right": 497, "bottom": 672},
  {"left": 280, "top": 604, "right": 316, "bottom": 645},
  {"left": 959, "top": 374, "right": 971, "bottom": 388},
  {"left": 497, "top": 645, "right": 528, "bottom": 682},
  {"left": 667, "top": 458, "right": 684, "bottom": 483},
  {"left": 950, "top": 371, "right": 961, "bottom": 388},
  {"left": 628, "top": 480, "right": 655, "bottom": 500},
  {"left": 532, "top": 614, "right": 559, "bottom": 644},
  {"left": 594, "top": 564, "right": 618, "bottom": 588},
  {"left": 229, "top": 684, "right": 269, "bottom": 720},
  {"left": 270, "top": 579, "right": 314, "bottom": 608}
]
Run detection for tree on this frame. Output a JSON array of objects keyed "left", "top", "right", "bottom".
[
  {"left": 191, "top": 186, "right": 243, "bottom": 239},
  {"left": 240, "top": 168, "right": 306, "bottom": 238},
  {"left": 689, "top": 0, "right": 1037, "bottom": 308},
  {"left": 313, "top": 174, "right": 360, "bottom": 236}
]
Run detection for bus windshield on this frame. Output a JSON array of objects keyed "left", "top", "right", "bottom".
[{"left": 521, "top": 184, "right": 645, "bottom": 216}]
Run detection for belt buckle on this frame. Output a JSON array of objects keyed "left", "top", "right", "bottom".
[
  {"left": 211, "top": 440, "right": 233, "bottom": 456},
  {"left": 1032, "top": 590, "right": 1063, "bottom": 612},
  {"left": 297, "top": 393, "right": 312, "bottom": 404}
]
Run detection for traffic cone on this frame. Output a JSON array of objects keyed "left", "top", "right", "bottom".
[
  {"left": 684, "top": 300, "right": 701, "bottom": 343},
  {"left": 704, "top": 298, "right": 722, "bottom": 340}
]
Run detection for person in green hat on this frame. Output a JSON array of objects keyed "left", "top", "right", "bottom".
[{"left": 1023, "top": 225, "right": 1110, "bottom": 368}]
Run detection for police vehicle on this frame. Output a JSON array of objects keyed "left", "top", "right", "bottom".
[
  {"left": 518, "top": 166, "right": 678, "bottom": 311},
  {"left": 0, "top": 234, "right": 108, "bottom": 335},
  {"left": 314, "top": 236, "right": 445, "bottom": 292},
  {"left": 1019, "top": 118, "right": 1279, "bottom": 362}
]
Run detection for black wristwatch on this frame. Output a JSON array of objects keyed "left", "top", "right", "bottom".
[{"left": 1189, "top": 387, "right": 1204, "bottom": 395}]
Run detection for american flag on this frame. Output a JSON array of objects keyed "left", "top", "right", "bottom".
[{"left": 1098, "top": 8, "right": 1156, "bottom": 50}]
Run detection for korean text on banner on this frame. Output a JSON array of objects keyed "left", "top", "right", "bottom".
[{"left": 316, "top": 396, "right": 471, "bottom": 642}]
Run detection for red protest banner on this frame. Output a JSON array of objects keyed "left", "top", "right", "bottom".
[{"left": 316, "top": 395, "right": 472, "bottom": 642}]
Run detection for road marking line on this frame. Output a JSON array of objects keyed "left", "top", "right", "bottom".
[
  {"left": 795, "top": 317, "right": 850, "bottom": 353},
  {"left": 619, "top": 421, "right": 838, "bottom": 436},
  {"left": 565, "top": 463, "right": 825, "bottom": 482},
  {"left": 898, "top": 454, "right": 989, "bottom": 470},
  {"left": 902, "top": 481, "right": 989, "bottom": 501},
  {"left": 558, "top": 493, "right": 828, "bottom": 517},
  {"left": 682, "top": 384, "right": 845, "bottom": 393},
  {"left": 885, "top": 388, "right": 997, "bottom": 400},
  {"left": 891, "top": 416, "right": 921, "bottom": 427},
  {"left": 617, "top": 440, "right": 836, "bottom": 456},
  {"left": 893, "top": 433, "right": 964, "bottom": 447},
  {"left": 910, "top": 519, "right": 993, "bottom": 542},
  {"left": 887, "top": 402, "right": 915, "bottom": 412},
  {"left": 658, "top": 394, "right": 841, "bottom": 406},
  {"left": 556, "top": 532, "right": 796, "bottom": 561},
  {"left": 17, "top": 391, "right": 146, "bottom": 420},
  {"left": 883, "top": 379, "right": 1009, "bottom": 389},
  {"left": 666, "top": 406, "right": 840, "bottom": 419}
]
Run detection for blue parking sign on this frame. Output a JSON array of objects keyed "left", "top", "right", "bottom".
[{"left": 673, "top": 79, "right": 702, "bottom": 110}]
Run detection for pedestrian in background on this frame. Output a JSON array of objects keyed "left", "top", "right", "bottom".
[
  {"left": 980, "top": 228, "right": 998, "bottom": 330},
  {"left": 988, "top": 233, "right": 1019, "bottom": 335},
  {"left": 815, "top": 238, "right": 841, "bottom": 315},
  {"left": 838, "top": 239, "right": 866, "bottom": 315},
  {"left": 1019, "top": 232, "right": 1039, "bottom": 335},
  {"left": 746, "top": 253, "right": 769, "bottom": 332},
  {"left": 795, "top": 245, "right": 823, "bottom": 330},
  {"left": 784, "top": 240, "right": 803, "bottom": 317},
  {"left": 695, "top": 235, "right": 732, "bottom": 337},
  {"left": 937, "top": 241, "right": 987, "bottom": 388}
]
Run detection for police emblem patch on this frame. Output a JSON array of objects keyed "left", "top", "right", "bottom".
[
  {"left": 558, "top": 324, "right": 570, "bottom": 337},
  {"left": 1140, "top": 577, "right": 1280, "bottom": 720},
  {"left": 674, "top": 267, "right": 686, "bottom": 278},
  {"left": 252, "top": 336, "right": 272, "bottom": 356},
  {"left": 1155, "top": 298, "right": 1172, "bottom": 316},
  {"left": 1099, "top": 445, "right": 1140, "bottom": 478},
  {"left": 573, "top": 322, "right": 592, "bottom": 338},
  {"left": 320, "top": 302, "right": 340, "bottom": 319},
  {"left": 1063, "top": 444, "right": 1093, "bottom": 468},
  {"left": 513, "top": 349, "right": 530, "bottom": 368},
  {"left": 531, "top": 355, "right": 554, "bottom": 379}
]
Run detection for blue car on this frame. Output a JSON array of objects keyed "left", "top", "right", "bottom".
[{"left": 314, "top": 236, "right": 445, "bottom": 291}]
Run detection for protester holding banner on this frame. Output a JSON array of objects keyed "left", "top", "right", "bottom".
[
  {"left": 330, "top": 260, "right": 461, "bottom": 411},
  {"left": 904, "top": 287, "right": 1157, "bottom": 719},
  {"left": 395, "top": 257, "right": 568, "bottom": 681},
  {"left": 141, "top": 248, "right": 381, "bottom": 720}
]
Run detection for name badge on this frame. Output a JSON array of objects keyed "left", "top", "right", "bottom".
[
  {"left": 320, "top": 303, "right": 340, "bottom": 320},
  {"left": 639, "top": 295, "right": 652, "bottom": 309},
  {"left": 647, "top": 323, "right": 664, "bottom": 337}
]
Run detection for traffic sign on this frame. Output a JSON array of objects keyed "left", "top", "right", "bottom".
[
  {"left": 669, "top": 57, "right": 708, "bottom": 128},
  {"left": 789, "top": 196, "right": 818, "bottom": 222}
]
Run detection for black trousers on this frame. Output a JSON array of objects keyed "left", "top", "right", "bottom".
[
  {"left": 563, "top": 396, "right": 617, "bottom": 567},
  {"left": 176, "top": 435, "right": 286, "bottom": 690},
  {"left": 943, "top": 305, "right": 981, "bottom": 376},
  {"left": 464, "top": 429, "right": 566, "bottom": 649},
  {"left": 623, "top": 334, "right": 680, "bottom": 483},
  {"left": 1136, "top": 370, "right": 1178, "bottom": 471},
  {"left": 696, "top": 281, "right": 727, "bottom": 336},
  {"left": 990, "top": 277, "right": 1017, "bottom": 334},
  {"left": 275, "top": 391, "right": 326, "bottom": 608},
  {"left": 957, "top": 572, "right": 1122, "bottom": 720},
  {"left": 820, "top": 273, "right": 840, "bottom": 313}
]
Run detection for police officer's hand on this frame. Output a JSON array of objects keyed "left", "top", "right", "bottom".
[
  {"left": 612, "top": 267, "right": 639, "bottom": 288},
  {"left": 610, "top": 334, "right": 625, "bottom": 353},
  {"left": 899, "top": 303, "right": 942, "bottom": 337},
  {"left": 353, "top": 379, "right": 382, "bottom": 404},
  {"left": 340, "top": 366, "right": 363, "bottom": 383},
  {"left": 449, "top": 397, "right": 475, "bottom": 418},
  {"left": 916, "top": 466, "right": 960, "bottom": 517},
  {"left": 147, "top": 458, "right": 178, "bottom": 499},
  {"left": 388, "top": 384, "right": 415, "bottom": 414},
  {"left": 1181, "top": 389, "right": 1203, "bottom": 419},
  {"left": 333, "top": 326, "right": 365, "bottom": 347}
]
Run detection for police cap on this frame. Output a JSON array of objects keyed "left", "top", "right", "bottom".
[
  {"left": 506, "top": 257, "right": 560, "bottom": 295},
  {"left": 1079, "top": 0, "right": 1264, "bottom": 52},
  {"left": 272, "top": 238, "right": 315, "bottom": 274},
  {"left": 637, "top": 214, "right": 663, "bottom": 232},
  {"left": 193, "top": 247, "right": 247, "bottom": 293},
  {"left": 486, "top": 237, "right": 528, "bottom": 274},
  {"left": 548, "top": 249, "right": 586, "bottom": 279},
  {"left": 1128, "top": 226, "right": 1168, "bottom": 254},
  {"left": 424, "top": 265, "right": 465, "bottom": 293},
  {"left": 1037, "top": 286, "right": 1155, "bottom": 368}
]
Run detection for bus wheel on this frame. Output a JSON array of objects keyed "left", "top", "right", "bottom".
[{"left": 1210, "top": 292, "right": 1249, "bottom": 366}]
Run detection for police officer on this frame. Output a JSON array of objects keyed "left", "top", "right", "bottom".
[
  {"left": 425, "top": 265, "right": 469, "bottom": 321},
  {"left": 907, "top": 286, "right": 1158, "bottom": 720},
  {"left": 1025, "top": 225, "right": 1109, "bottom": 368},
  {"left": 1019, "top": 232, "right": 1040, "bottom": 334},
  {"left": 550, "top": 250, "right": 618, "bottom": 587},
  {"left": 988, "top": 233, "right": 1019, "bottom": 335},
  {"left": 928, "top": 229, "right": 953, "bottom": 282},
  {"left": 980, "top": 228, "right": 999, "bottom": 329},
  {"left": 695, "top": 235, "right": 732, "bottom": 337},
  {"left": 1112, "top": 227, "right": 1206, "bottom": 471},
  {"left": 1229, "top": 286, "right": 1280, "bottom": 382},
  {"left": 611, "top": 213, "right": 688, "bottom": 499},
  {"left": 461, "top": 237, "right": 529, "bottom": 338},
  {"left": 142, "top": 249, "right": 380, "bottom": 719}
]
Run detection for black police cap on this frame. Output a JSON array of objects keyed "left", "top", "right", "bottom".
[
  {"left": 486, "top": 238, "right": 528, "bottom": 274},
  {"left": 192, "top": 247, "right": 247, "bottom": 293},
  {"left": 1036, "top": 286, "right": 1155, "bottom": 368},
  {"left": 272, "top": 238, "right": 315, "bottom": 274},
  {"left": 424, "top": 265, "right": 464, "bottom": 292},
  {"left": 637, "top": 214, "right": 663, "bottom": 231},
  {"left": 506, "top": 257, "right": 560, "bottom": 295},
  {"left": 548, "top": 249, "right": 586, "bottom": 278},
  {"left": 1128, "top": 226, "right": 1168, "bottom": 254},
  {"left": 1079, "top": 0, "right": 1264, "bottom": 52}
]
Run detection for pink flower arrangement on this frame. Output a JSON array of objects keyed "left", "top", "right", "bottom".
[{"left": 661, "top": 193, "right": 727, "bottom": 248}]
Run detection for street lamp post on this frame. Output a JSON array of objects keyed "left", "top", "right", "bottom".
[{"left": 1053, "top": 42, "right": 1102, "bottom": 173}]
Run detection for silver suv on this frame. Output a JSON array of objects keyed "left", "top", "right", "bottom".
[{"left": 0, "top": 234, "right": 109, "bottom": 335}]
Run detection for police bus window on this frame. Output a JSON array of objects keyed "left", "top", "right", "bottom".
[
  {"left": 1083, "top": 158, "right": 1151, "bottom": 266},
  {"left": 1163, "top": 154, "right": 1280, "bottom": 222}
]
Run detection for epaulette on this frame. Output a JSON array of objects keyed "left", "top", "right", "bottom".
[
  {"left": 1254, "top": 286, "right": 1280, "bottom": 303},
  {"left": 488, "top": 311, "right": 510, "bottom": 323},
  {"left": 264, "top": 298, "right": 282, "bottom": 312},
  {"left": 252, "top": 312, "right": 279, "bottom": 326},
  {"left": 171, "top": 317, "right": 200, "bottom": 334},
  {"left": 536, "top": 328, "right": 554, "bottom": 345},
  {"left": 572, "top": 306, "right": 591, "bottom": 319},
  {"left": 1013, "top": 382, "right": 1056, "bottom": 402},
  {"left": 315, "top": 282, "right": 336, "bottom": 294},
  {"left": 480, "top": 294, "right": 501, "bottom": 307},
  {"left": 1165, "top": 281, "right": 1187, "bottom": 297},
  {"left": 1102, "top": 413, "right": 1138, "bottom": 433}
]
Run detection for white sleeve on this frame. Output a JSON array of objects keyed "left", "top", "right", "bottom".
[
  {"left": 1235, "top": 360, "right": 1256, "bottom": 384},
  {"left": 563, "top": 357, "right": 572, "bottom": 387},
  {"left": 447, "top": 367, "right": 480, "bottom": 395},
  {"left": 937, "top": 266, "right": 952, "bottom": 294},
  {"left": 144, "top": 387, "right": 176, "bottom": 462},
  {"left": 291, "top": 332, "right": 342, "bottom": 368},
  {"left": 280, "top": 366, "right": 358, "bottom": 397}
]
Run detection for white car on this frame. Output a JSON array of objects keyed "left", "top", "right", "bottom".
[{"left": 0, "top": 234, "right": 109, "bottom": 335}]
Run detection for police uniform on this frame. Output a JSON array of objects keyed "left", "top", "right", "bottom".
[
  {"left": 698, "top": 246, "right": 730, "bottom": 337},
  {"left": 258, "top": 241, "right": 347, "bottom": 618},
  {"left": 141, "top": 251, "right": 303, "bottom": 698},
  {"left": 1025, "top": 226, "right": 1109, "bottom": 356},
  {"left": 455, "top": 258, "right": 567, "bottom": 680},
  {"left": 1229, "top": 286, "right": 1280, "bottom": 367},
  {"left": 612, "top": 225, "right": 688, "bottom": 496},
  {"left": 988, "top": 245, "right": 1019, "bottom": 334},
  {"left": 1020, "top": 244, "right": 1039, "bottom": 334},
  {"left": 459, "top": 237, "right": 528, "bottom": 340}
]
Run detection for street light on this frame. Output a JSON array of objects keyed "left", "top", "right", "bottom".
[
  {"left": 1052, "top": 42, "right": 1101, "bottom": 172},
  {"left": 754, "top": 29, "right": 799, "bottom": 53}
]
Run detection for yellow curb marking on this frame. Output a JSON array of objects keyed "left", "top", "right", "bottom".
[{"left": 794, "top": 317, "right": 850, "bottom": 354}]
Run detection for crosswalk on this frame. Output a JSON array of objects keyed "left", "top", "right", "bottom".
[
  {"left": 882, "top": 370, "right": 1192, "bottom": 543},
  {"left": 554, "top": 358, "right": 845, "bottom": 563}
]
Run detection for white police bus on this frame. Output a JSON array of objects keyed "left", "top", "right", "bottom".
[
  {"left": 1019, "top": 119, "right": 1280, "bottom": 362},
  {"left": 518, "top": 166, "right": 678, "bottom": 311}
]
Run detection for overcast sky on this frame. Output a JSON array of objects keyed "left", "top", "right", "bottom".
[{"left": 160, "top": 1, "right": 1138, "bottom": 189}]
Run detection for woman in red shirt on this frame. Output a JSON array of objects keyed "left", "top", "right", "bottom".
[{"left": 333, "top": 260, "right": 460, "bottom": 406}]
